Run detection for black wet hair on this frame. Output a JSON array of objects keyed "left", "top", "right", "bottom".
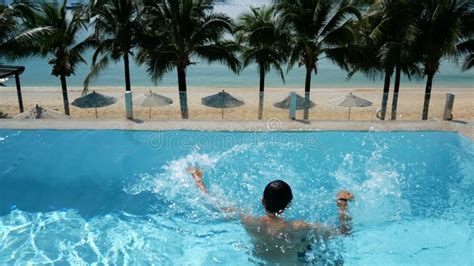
[{"left": 262, "top": 180, "right": 293, "bottom": 214}]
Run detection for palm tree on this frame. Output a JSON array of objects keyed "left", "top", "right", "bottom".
[
  {"left": 340, "top": 6, "right": 393, "bottom": 120},
  {"left": 0, "top": 3, "right": 46, "bottom": 60},
  {"left": 235, "top": 6, "right": 289, "bottom": 119},
  {"left": 1, "top": 4, "right": 18, "bottom": 58},
  {"left": 24, "top": 1, "right": 92, "bottom": 115},
  {"left": 458, "top": 11, "right": 474, "bottom": 71},
  {"left": 84, "top": 0, "right": 143, "bottom": 110},
  {"left": 370, "top": 0, "right": 421, "bottom": 120},
  {"left": 137, "top": 0, "right": 240, "bottom": 119},
  {"left": 274, "top": 0, "right": 361, "bottom": 119},
  {"left": 413, "top": 0, "right": 472, "bottom": 120}
]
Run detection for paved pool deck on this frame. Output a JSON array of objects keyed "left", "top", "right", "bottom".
[{"left": 0, "top": 119, "right": 473, "bottom": 140}]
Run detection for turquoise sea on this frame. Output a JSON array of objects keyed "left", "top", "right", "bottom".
[{"left": 4, "top": 0, "right": 474, "bottom": 89}]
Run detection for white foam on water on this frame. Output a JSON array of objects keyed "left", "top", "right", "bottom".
[
  {"left": 123, "top": 143, "right": 265, "bottom": 220},
  {"left": 334, "top": 144, "right": 411, "bottom": 224},
  {"left": 123, "top": 140, "right": 303, "bottom": 215},
  {"left": 125, "top": 149, "right": 218, "bottom": 194},
  {"left": 445, "top": 139, "right": 474, "bottom": 223}
]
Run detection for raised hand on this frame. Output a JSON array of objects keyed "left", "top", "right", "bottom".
[
  {"left": 186, "top": 167, "right": 207, "bottom": 193},
  {"left": 336, "top": 190, "right": 354, "bottom": 211},
  {"left": 337, "top": 190, "right": 354, "bottom": 201}
]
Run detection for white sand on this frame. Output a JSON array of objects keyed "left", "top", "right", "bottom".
[{"left": 0, "top": 86, "right": 473, "bottom": 121}]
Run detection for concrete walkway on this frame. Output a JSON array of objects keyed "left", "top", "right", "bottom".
[{"left": 0, "top": 119, "right": 472, "bottom": 140}]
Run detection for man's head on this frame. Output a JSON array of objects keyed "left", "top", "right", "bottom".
[{"left": 262, "top": 180, "right": 293, "bottom": 214}]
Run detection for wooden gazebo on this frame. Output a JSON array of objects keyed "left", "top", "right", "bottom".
[{"left": 0, "top": 65, "right": 25, "bottom": 112}]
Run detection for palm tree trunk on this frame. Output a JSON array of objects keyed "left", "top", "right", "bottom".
[
  {"left": 304, "top": 66, "right": 312, "bottom": 120},
  {"left": 258, "top": 65, "right": 265, "bottom": 119},
  {"left": 304, "top": 66, "right": 312, "bottom": 93},
  {"left": 177, "top": 67, "right": 189, "bottom": 119},
  {"left": 380, "top": 69, "right": 392, "bottom": 120},
  {"left": 123, "top": 53, "right": 131, "bottom": 92},
  {"left": 422, "top": 73, "right": 433, "bottom": 120},
  {"left": 390, "top": 65, "right": 401, "bottom": 120},
  {"left": 60, "top": 74, "right": 70, "bottom": 115}
]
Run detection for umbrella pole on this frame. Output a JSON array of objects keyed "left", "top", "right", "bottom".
[
  {"left": 95, "top": 107, "right": 98, "bottom": 119},
  {"left": 149, "top": 107, "right": 151, "bottom": 119},
  {"left": 348, "top": 107, "right": 351, "bottom": 120},
  {"left": 221, "top": 108, "right": 224, "bottom": 119}
]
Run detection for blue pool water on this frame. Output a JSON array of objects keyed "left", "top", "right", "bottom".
[{"left": 0, "top": 130, "right": 473, "bottom": 265}]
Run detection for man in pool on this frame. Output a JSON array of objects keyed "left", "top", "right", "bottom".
[{"left": 187, "top": 167, "right": 354, "bottom": 264}]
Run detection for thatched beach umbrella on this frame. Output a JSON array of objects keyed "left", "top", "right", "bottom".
[
  {"left": 274, "top": 93, "right": 316, "bottom": 110},
  {"left": 71, "top": 91, "right": 117, "bottom": 118},
  {"left": 331, "top": 93, "right": 372, "bottom": 119},
  {"left": 134, "top": 90, "right": 173, "bottom": 118},
  {"left": 201, "top": 90, "right": 245, "bottom": 119},
  {"left": 13, "top": 104, "right": 70, "bottom": 119}
]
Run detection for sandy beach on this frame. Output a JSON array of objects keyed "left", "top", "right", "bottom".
[{"left": 0, "top": 86, "right": 472, "bottom": 121}]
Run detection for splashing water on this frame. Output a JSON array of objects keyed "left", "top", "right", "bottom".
[{"left": 0, "top": 130, "right": 473, "bottom": 265}]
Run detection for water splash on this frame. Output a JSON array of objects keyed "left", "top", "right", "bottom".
[{"left": 333, "top": 142, "right": 411, "bottom": 224}]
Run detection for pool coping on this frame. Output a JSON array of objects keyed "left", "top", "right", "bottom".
[{"left": 0, "top": 119, "right": 472, "bottom": 140}]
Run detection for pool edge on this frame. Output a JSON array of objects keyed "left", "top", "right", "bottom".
[{"left": 0, "top": 120, "right": 472, "bottom": 139}]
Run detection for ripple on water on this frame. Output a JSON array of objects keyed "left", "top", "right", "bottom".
[{"left": 0, "top": 130, "right": 473, "bottom": 264}]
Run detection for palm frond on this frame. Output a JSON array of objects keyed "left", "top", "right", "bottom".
[
  {"left": 83, "top": 55, "right": 110, "bottom": 92},
  {"left": 195, "top": 41, "right": 241, "bottom": 73},
  {"left": 86, "top": 0, "right": 142, "bottom": 89},
  {"left": 462, "top": 53, "right": 474, "bottom": 71}
]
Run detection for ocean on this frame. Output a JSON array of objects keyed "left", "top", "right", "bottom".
[{"left": 4, "top": 0, "right": 474, "bottom": 89}]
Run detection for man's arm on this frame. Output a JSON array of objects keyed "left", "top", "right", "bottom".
[
  {"left": 292, "top": 190, "right": 354, "bottom": 237},
  {"left": 336, "top": 190, "right": 354, "bottom": 235},
  {"left": 187, "top": 167, "right": 207, "bottom": 193},
  {"left": 186, "top": 167, "right": 255, "bottom": 220}
]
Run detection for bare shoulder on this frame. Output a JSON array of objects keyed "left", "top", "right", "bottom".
[
  {"left": 291, "top": 220, "right": 332, "bottom": 234},
  {"left": 240, "top": 214, "right": 261, "bottom": 227},
  {"left": 291, "top": 220, "right": 313, "bottom": 230}
]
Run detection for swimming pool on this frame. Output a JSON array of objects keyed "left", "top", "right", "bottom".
[{"left": 0, "top": 129, "right": 472, "bottom": 265}]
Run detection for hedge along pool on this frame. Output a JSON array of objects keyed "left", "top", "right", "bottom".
[{"left": 0, "top": 130, "right": 473, "bottom": 265}]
